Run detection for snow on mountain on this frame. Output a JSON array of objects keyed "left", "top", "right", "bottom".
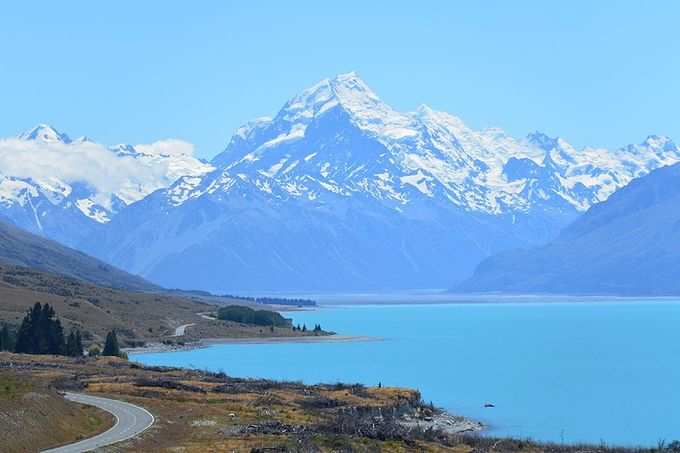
[
  {"left": 0, "top": 125, "right": 212, "bottom": 246},
  {"left": 18, "top": 124, "right": 72, "bottom": 143},
  {"left": 6, "top": 73, "right": 679, "bottom": 291},
  {"left": 200, "top": 72, "right": 680, "bottom": 219},
  {"left": 86, "top": 73, "right": 680, "bottom": 292},
  {"left": 457, "top": 162, "right": 680, "bottom": 295}
]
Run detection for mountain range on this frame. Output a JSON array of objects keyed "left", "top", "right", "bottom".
[
  {"left": 0, "top": 124, "right": 213, "bottom": 247},
  {"left": 457, "top": 162, "right": 680, "bottom": 295},
  {"left": 2, "top": 73, "right": 679, "bottom": 291}
]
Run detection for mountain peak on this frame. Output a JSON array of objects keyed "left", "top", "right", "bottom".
[
  {"left": 329, "top": 71, "right": 375, "bottom": 94},
  {"left": 110, "top": 143, "right": 139, "bottom": 156},
  {"left": 526, "top": 131, "right": 559, "bottom": 150},
  {"left": 281, "top": 72, "right": 386, "bottom": 122},
  {"left": 641, "top": 134, "right": 674, "bottom": 148},
  {"left": 19, "top": 124, "right": 71, "bottom": 144},
  {"left": 276, "top": 72, "right": 414, "bottom": 141},
  {"left": 72, "top": 136, "right": 94, "bottom": 144}
]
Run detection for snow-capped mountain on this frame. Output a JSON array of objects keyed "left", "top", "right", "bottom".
[
  {"left": 202, "top": 73, "right": 680, "bottom": 219},
  {"left": 19, "top": 124, "right": 73, "bottom": 143},
  {"left": 83, "top": 73, "right": 680, "bottom": 292},
  {"left": 0, "top": 125, "right": 213, "bottom": 246}
]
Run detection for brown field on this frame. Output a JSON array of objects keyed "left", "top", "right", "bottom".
[{"left": 0, "top": 353, "right": 467, "bottom": 452}]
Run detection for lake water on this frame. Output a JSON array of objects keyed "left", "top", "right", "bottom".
[{"left": 131, "top": 299, "right": 680, "bottom": 446}]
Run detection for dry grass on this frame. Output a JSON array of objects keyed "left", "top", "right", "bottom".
[
  {"left": 0, "top": 371, "right": 114, "bottom": 453},
  {"left": 0, "top": 265, "right": 323, "bottom": 349}
]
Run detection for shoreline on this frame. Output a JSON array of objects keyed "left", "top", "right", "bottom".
[
  {"left": 256, "top": 291, "right": 680, "bottom": 306},
  {"left": 125, "top": 334, "right": 380, "bottom": 355}
]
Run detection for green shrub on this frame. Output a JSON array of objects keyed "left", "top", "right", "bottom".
[{"left": 217, "top": 305, "right": 291, "bottom": 327}]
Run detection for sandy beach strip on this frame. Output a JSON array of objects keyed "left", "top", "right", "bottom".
[{"left": 126, "top": 334, "right": 380, "bottom": 355}]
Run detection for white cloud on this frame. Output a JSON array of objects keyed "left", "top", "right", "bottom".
[
  {"left": 0, "top": 138, "right": 178, "bottom": 209},
  {"left": 135, "top": 139, "right": 195, "bottom": 157}
]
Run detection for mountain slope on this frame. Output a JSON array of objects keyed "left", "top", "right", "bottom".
[
  {"left": 457, "top": 162, "right": 680, "bottom": 295},
  {"left": 0, "top": 219, "right": 155, "bottom": 291},
  {"left": 83, "top": 73, "right": 680, "bottom": 292}
]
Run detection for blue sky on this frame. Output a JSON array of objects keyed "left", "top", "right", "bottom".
[{"left": 1, "top": 1, "right": 679, "bottom": 159}]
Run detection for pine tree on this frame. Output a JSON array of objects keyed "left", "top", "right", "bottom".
[
  {"left": 48, "top": 319, "right": 65, "bottom": 355},
  {"left": 15, "top": 303, "right": 66, "bottom": 355},
  {"left": 66, "top": 331, "right": 76, "bottom": 356},
  {"left": 15, "top": 303, "right": 41, "bottom": 353},
  {"left": 0, "top": 324, "right": 15, "bottom": 351},
  {"left": 66, "top": 330, "right": 83, "bottom": 357},
  {"left": 75, "top": 330, "right": 83, "bottom": 356},
  {"left": 102, "top": 330, "right": 121, "bottom": 357},
  {"left": 38, "top": 303, "right": 54, "bottom": 353}
]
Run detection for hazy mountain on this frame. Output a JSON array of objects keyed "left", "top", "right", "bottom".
[
  {"left": 0, "top": 124, "right": 213, "bottom": 247},
  {"left": 0, "top": 219, "right": 156, "bottom": 291},
  {"left": 82, "top": 73, "right": 680, "bottom": 292},
  {"left": 457, "top": 162, "right": 680, "bottom": 295}
]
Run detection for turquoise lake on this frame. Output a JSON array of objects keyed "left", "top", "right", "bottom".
[{"left": 131, "top": 300, "right": 680, "bottom": 446}]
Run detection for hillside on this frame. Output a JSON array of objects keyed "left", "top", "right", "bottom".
[
  {"left": 0, "top": 219, "right": 155, "bottom": 291},
  {"left": 0, "top": 264, "right": 329, "bottom": 347},
  {"left": 457, "top": 163, "right": 680, "bottom": 295},
  {"left": 0, "top": 371, "right": 113, "bottom": 453}
]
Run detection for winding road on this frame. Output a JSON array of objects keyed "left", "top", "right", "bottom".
[
  {"left": 42, "top": 392, "right": 155, "bottom": 453},
  {"left": 173, "top": 323, "right": 195, "bottom": 336}
]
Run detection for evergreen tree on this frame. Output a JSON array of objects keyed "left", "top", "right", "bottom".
[
  {"left": 48, "top": 318, "right": 65, "bottom": 355},
  {"left": 14, "top": 302, "right": 66, "bottom": 355},
  {"left": 66, "top": 331, "right": 76, "bottom": 356},
  {"left": 0, "top": 324, "right": 15, "bottom": 351},
  {"left": 66, "top": 330, "right": 84, "bottom": 357},
  {"left": 38, "top": 304, "right": 54, "bottom": 353},
  {"left": 75, "top": 330, "right": 83, "bottom": 356},
  {"left": 15, "top": 303, "right": 41, "bottom": 353},
  {"left": 102, "top": 330, "right": 121, "bottom": 357}
]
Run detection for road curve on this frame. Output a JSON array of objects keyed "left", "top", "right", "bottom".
[
  {"left": 42, "top": 392, "right": 155, "bottom": 453},
  {"left": 172, "top": 323, "right": 195, "bottom": 337}
]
